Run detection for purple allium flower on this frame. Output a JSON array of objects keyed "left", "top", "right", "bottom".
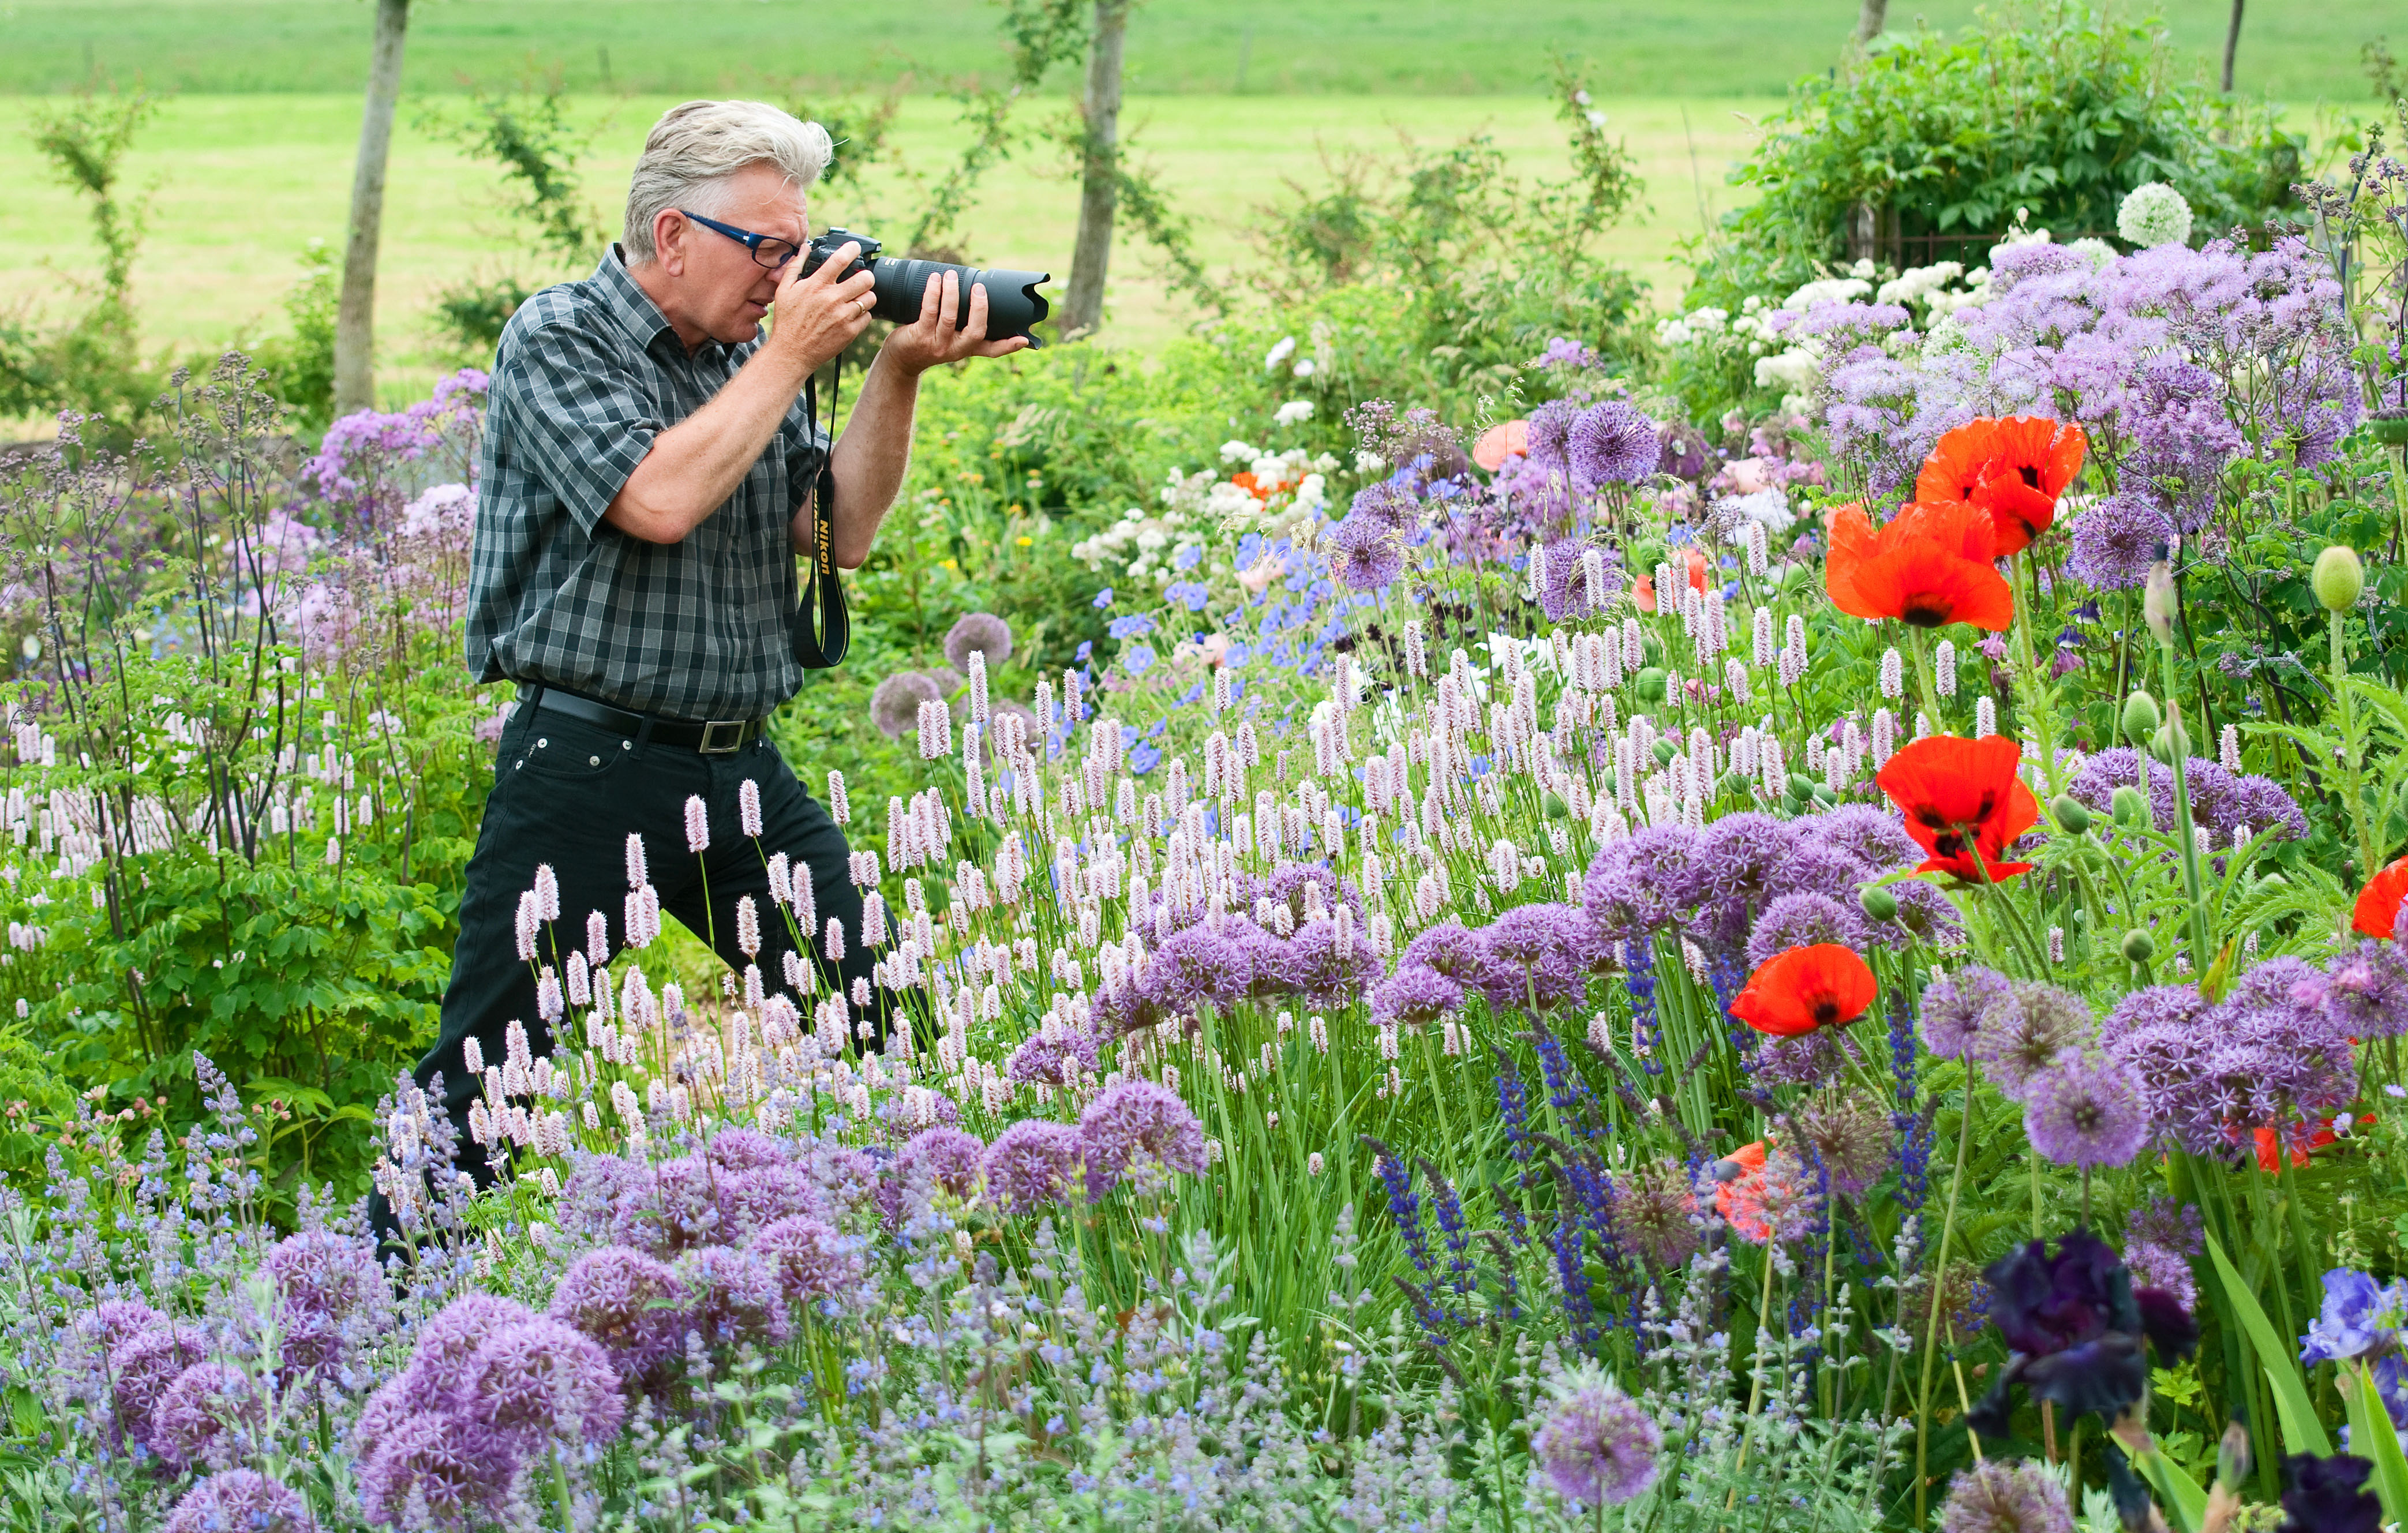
[
  {"left": 265, "top": 1230, "right": 388, "bottom": 1369},
  {"left": 2068, "top": 747, "right": 2307, "bottom": 847},
  {"left": 1689, "top": 811, "right": 1801, "bottom": 914},
  {"left": 1478, "top": 902, "right": 1592, "bottom": 1010},
  {"left": 2124, "top": 1239, "right": 2199, "bottom": 1314},
  {"left": 1582, "top": 824, "right": 1698, "bottom": 934},
  {"left": 1888, "top": 878, "right": 1967, "bottom": 946},
  {"left": 2280, "top": 1455, "right": 2383, "bottom": 1533},
  {"left": 983, "top": 1119, "right": 1085, "bottom": 1213},
  {"left": 751, "top": 1216, "right": 866, "bottom": 1305},
  {"left": 78, "top": 1298, "right": 164, "bottom": 1352},
  {"left": 1533, "top": 1370, "right": 1661, "bottom": 1506},
  {"left": 1785, "top": 1092, "right": 1898, "bottom": 1199},
  {"left": 2065, "top": 493, "right": 2173, "bottom": 591},
  {"left": 1972, "top": 983, "right": 2095, "bottom": 1101},
  {"left": 1080, "top": 1079, "right": 1207, "bottom": 1197},
  {"left": 1763, "top": 838, "right": 1878, "bottom": 910},
  {"left": 943, "top": 612, "right": 1013, "bottom": 670},
  {"left": 2125, "top": 1195, "right": 2204, "bottom": 1257},
  {"left": 1325, "top": 513, "right": 1405, "bottom": 591},
  {"left": 897, "top": 1126, "right": 986, "bottom": 1201},
  {"left": 162, "top": 1470, "right": 312, "bottom": 1533},
  {"left": 870, "top": 671, "right": 943, "bottom": 740},
  {"left": 2107, "top": 970, "right": 2356, "bottom": 1158},
  {"left": 2024, "top": 1054, "right": 2150, "bottom": 1169},
  {"left": 611, "top": 1155, "right": 724, "bottom": 1253},
  {"left": 1350, "top": 478, "right": 1419, "bottom": 530},
  {"left": 1371, "top": 963, "right": 1463, "bottom": 1029},
  {"left": 548, "top": 1246, "right": 688, "bottom": 1380},
  {"left": 1568, "top": 401, "right": 1661, "bottom": 489},
  {"left": 1938, "top": 1459, "right": 2076, "bottom": 1533},
  {"left": 1524, "top": 398, "right": 1580, "bottom": 473},
  {"left": 717, "top": 1163, "right": 825, "bottom": 1240},
  {"left": 358, "top": 1409, "right": 508, "bottom": 1528},
  {"left": 676, "top": 1243, "right": 791, "bottom": 1347},
  {"left": 1750, "top": 1028, "right": 1852, "bottom": 1086},
  {"left": 1005, "top": 1026, "right": 1103, "bottom": 1087},
  {"left": 2299, "top": 1270, "right": 2408, "bottom": 1365},
  {"left": 107, "top": 1325, "right": 207, "bottom": 1446},
  {"left": 1145, "top": 920, "right": 1262, "bottom": 1015},
  {"left": 463, "top": 1317, "right": 624, "bottom": 1447},
  {"left": 150, "top": 1362, "right": 259, "bottom": 1470},
  {"left": 1538, "top": 535, "right": 1621, "bottom": 622},
  {"left": 1804, "top": 804, "right": 1922, "bottom": 870},
  {"left": 1745, "top": 893, "right": 1869, "bottom": 970},
  {"left": 1245, "top": 863, "right": 1363, "bottom": 923},
  {"left": 704, "top": 1127, "right": 789, "bottom": 1173},
  {"left": 2322, "top": 940, "right": 2408, "bottom": 1039},
  {"left": 1920, "top": 966, "right": 2013, "bottom": 1058},
  {"left": 406, "top": 1295, "right": 541, "bottom": 1408},
  {"left": 1609, "top": 1159, "right": 1701, "bottom": 1270},
  {"left": 1402, "top": 920, "right": 1501, "bottom": 991}
]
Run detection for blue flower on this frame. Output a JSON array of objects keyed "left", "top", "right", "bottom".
[
  {"left": 1093, "top": 588, "right": 1114, "bottom": 609},
  {"left": 1128, "top": 740, "right": 1162, "bottom": 774},
  {"left": 1123, "top": 643, "right": 1156, "bottom": 674},
  {"left": 2302, "top": 1270, "right": 2408, "bottom": 1365},
  {"left": 1107, "top": 614, "right": 1155, "bottom": 639},
  {"left": 1172, "top": 544, "right": 1202, "bottom": 572},
  {"left": 1075, "top": 640, "right": 1093, "bottom": 663},
  {"left": 1165, "top": 580, "right": 1210, "bottom": 612}
]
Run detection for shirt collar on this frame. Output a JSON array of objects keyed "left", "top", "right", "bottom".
[{"left": 593, "top": 246, "right": 731, "bottom": 361}]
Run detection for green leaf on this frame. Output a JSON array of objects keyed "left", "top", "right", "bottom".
[
  {"left": 2352, "top": 1363, "right": 2408, "bottom": 1528},
  {"left": 2203, "top": 1231, "right": 2332, "bottom": 1458},
  {"left": 2131, "top": 1445, "right": 2207, "bottom": 1533}
]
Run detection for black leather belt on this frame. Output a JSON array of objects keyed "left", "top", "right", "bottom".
[{"left": 527, "top": 685, "right": 766, "bottom": 754}]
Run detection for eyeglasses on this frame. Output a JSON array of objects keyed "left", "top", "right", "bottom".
[{"left": 678, "top": 209, "right": 803, "bottom": 271}]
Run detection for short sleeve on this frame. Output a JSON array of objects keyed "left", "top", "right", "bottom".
[{"left": 497, "top": 319, "right": 662, "bottom": 535}]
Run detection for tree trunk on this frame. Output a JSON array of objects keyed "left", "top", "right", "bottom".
[
  {"left": 2220, "top": 0, "right": 2244, "bottom": 92},
  {"left": 1061, "top": 0, "right": 1129, "bottom": 338},
  {"left": 335, "top": 0, "right": 411, "bottom": 417},
  {"left": 1853, "top": 0, "right": 1888, "bottom": 46}
]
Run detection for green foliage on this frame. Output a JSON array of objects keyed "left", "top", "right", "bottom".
[
  {"left": 1688, "top": 3, "right": 2302, "bottom": 310},
  {"left": 248, "top": 239, "right": 339, "bottom": 432}
]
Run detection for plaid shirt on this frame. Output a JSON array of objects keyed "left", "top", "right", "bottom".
[{"left": 467, "top": 249, "right": 827, "bottom": 721}]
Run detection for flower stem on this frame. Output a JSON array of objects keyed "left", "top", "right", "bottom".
[
  {"left": 1914, "top": 1058, "right": 1978, "bottom": 1528},
  {"left": 2156, "top": 640, "right": 2213, "bottom": 970},
  {"left": 2329, "top": 602, "right": 2377, "bottom": 883}
]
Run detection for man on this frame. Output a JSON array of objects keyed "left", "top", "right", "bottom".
[{"left": 414, "top": 99, "right": 1025, "bottom": 1184}]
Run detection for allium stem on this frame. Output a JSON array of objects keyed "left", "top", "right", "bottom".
[
  {"left": 2008, "top": 551, "right": 2067, "bottom": 797},
  {"left": 2156, "top": 639, "right": 2213, "bottom": 969},
  {"left": 1914, "top": 1058, "right": 1978, "bottom": 1528},
  {"left": 2327, "top": 602, "right": 2377, "bottom": 885}
]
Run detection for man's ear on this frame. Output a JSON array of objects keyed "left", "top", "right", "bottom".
[{"left": 653, "top": 210, "right": 687, "bottom": 277}]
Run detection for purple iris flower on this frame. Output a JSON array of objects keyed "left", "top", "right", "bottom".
[{"left": 1964, "top": 1230, "right": 2196, "bottom": 1437}]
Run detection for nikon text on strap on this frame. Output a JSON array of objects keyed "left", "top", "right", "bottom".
[{"left": 791, "top": 368, "right": 851, "bottom": 669}]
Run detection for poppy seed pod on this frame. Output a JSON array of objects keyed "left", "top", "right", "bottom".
[
  {"left": 1634, "top": 666, "right": 1668, "bottom": 702},
  {"left": 1859, "top": 884, "right": 1898, "bottom": 921},
  {"left": 2312, "top": 545, "right": 2365, "bottom": 613},
  {"left": 2149, "top": 717, "right": 2189, "bottom": 763},
  {"left": 2120, "top": 690, "right": 2161, "bottom": 743},
  {"left": 2049, "top": 793, "right": 2091, "bottom": 834},
  {"left": 2110, "top": 784, "right": 2149, "bottom": 826}
]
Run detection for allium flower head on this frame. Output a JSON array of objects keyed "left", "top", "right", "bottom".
[
  {"left": 1477, "top": 902, "right": 1592, "bottom": 1010},
  {"left": 1079, "top": 1079, "right": 1207, "bottom": 1196},
  {"left": 2117, "top": 182, "right": 2194, "bottom": 248},
  {"left": 2023, "top": 1054, "right": 2149, "bottom": 1168},
  {"left": 1325, "top": 513, "right": 1405, "bottom": 591},
  {"left": 151, "top": 1362, "right": 260, "bottom": 1470},
  {"left": 675, "top": 1243, "right": 791, "bottom": 1347},
  {"left": 716, "top": 1163, "right": 825, "bottom": 1241},
  {"left": 942, "top": 612, "right": 1013, "bottom": 670},
  {"left": 163, "top": 1470, "right": 313, "bottom": 1533},
  {"left": 1609, "top": 1158, "right": 1701, "bottom": 1270},
  {"left": 1532, "top": 1368, "right": 1661, "bottom": 1506},
  {"left": 548, "top": 1246, "right": 688, "bottom": 1380},
  {"left": 1939, "top": 1459, "right": 2076, "bottom": 1533},
  {"left": 983, "top": 1118, "right": 1085, "bottom": 1213},
  {"left": 358, "top": 1408, "right": 507, "bottom": 1529},
  {"left": 751, "top": 1216, "right": 866, "bottom": 1304},
  {"left": 1785, "top": 1092, "right": 1898, "bottom": 1198},
  {"left": 266, "top": 1230, "right": 388, "bottom": 1368},
  {"left": 1804, "top": 804, "right": 1922, "bottom": 871},
  {"left": 1402, "top": 920, "right": 1501, "bottom": 991},
  {"left": 2066, "top": 493, "right": 2173, "bottom": 591},
  {"left": 897, "top": 1125, "right": 986, "bottom": 1201},
  {"left": 869, "top": 671, "right": 943, "bottom": 740},
  {"left": 706, "top": 1126, "right": 789, "bottom": 1174},
  {"left": 406, "top": 1294, "right": 540, "bottom": 1408},
  {"left": 1371, "top": 963, "right": 1463, "bottom": 1029},
  {"left": 1284, "top": 915, "right": 1387, "bottom": 1009},
  {"left": 1567, "top": 401, "right": 1662, "bottom": 489},
  {"left": 1973, "top": 983, "right": 2095, "bottom": 1100},
  {"left": 463, "top": 1317, "right": 624, "bottom": 1446},
  {"left": 108, "top": 1325, "right": 208, "bottom": 1445},
  {"left": 1744, "top": 893, "right": 1868, "bottom": 970}
]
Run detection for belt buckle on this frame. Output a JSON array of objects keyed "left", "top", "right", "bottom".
[{"left": 697, "top": 718, "right": 747, "bottom": 754}]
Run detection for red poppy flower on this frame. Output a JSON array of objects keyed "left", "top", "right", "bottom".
[
  {"left": 1729, "top": 944, "right": 1879, "bottom": 1037},
  {"left": 2354, "top": 856, "right": 2408, "bottom": 939},
  {"left": 1915, "top": 417, "right": 2088, "bottom": 557},
  {"left": 1875, "top": 734, "right": 2040, "bottom": 881},
  {"left": 1825, "top": 499, "right": 2015, "bottom": 632},
  {"left": 2252, "top": 1120, "right": 2336, "bottom": 1172},
  {"left": 1716, "top": 1140, "right": 1770, "bottom": 1239}
]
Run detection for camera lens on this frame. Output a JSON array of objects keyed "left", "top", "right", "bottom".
[{"left": 870, "top": 258, "right": 1051, "bottom": 342}]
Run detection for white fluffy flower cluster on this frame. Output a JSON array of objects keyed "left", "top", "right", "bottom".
[
  {"left": 2117, "top": 181, "right": 2193, "bottom": 249},
  {"left": 1654, "top": 293, "right": 1784, "bottom": 355}
]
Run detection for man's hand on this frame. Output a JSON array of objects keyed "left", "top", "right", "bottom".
[
  {"left": 880, "top": 269, "right": 1033, "bottom": 376},
  {"left": 764, "top": 241, "right": 879, "bottom": 375}
]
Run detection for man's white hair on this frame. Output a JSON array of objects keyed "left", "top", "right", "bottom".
[{"left": 623, "top": 100, "right": 832, "bottom": 263}]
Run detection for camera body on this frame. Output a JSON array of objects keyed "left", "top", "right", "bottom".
[{"left": 800, "top": 228, "right": 1051, "bottom": 344}]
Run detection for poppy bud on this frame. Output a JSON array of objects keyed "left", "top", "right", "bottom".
[
  {"left": 2111, "top": 785, "right": 2148, "bottom": 826},
  {"left": 1651, "top": 738, "right": 1679, "bottom": 767},
  {"left": 2121, "top": 690, "right": 2160, "bottom": 743},
  {"left": 2312, "top": 545, "right": 2365, "bottom": 613},
  {"left": 1859, "top": 884, "right": 1898, "bottom": 921},
  {"left": 2050, "top": 793, "right": 2091, "bottom": 834},
  {"left": 1541, "top": 790, "right": 1569, "bottom": 820},
  {"left": 2149, "top": 717, "right": 2189, "bottom": 764},
  {"left": 1786, "top": 773, "right": 1817, "bottom": 800},
  {"left": 2121, "top": 928, "right": 2155, "bottom": 963},
  {"left": 2143, "top": 559, "right": 2177, "bottom": 643},
  {"left": 1720, "top": 770, "right": 1753, "bottom": 798},
  {"left": 1811, "top": 783, "right": 1836, "bottom": 806},
  {"left": 1634, "top": 666, "right": 1667, "bottom": 702}
]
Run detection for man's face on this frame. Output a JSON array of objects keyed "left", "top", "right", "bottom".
[{"left": 657, "top": 162, "right": 808, "bottom": 346}]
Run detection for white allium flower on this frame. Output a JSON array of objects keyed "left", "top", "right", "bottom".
[
  {"left": 1780, "top": 276, "right": 1871, "bottom": 310},
  {"left": 2117, "top": 181, "right": 2193, "bottom": 248},
  {"left": 1273, "top": 399, "right": 1315, "bottom": 426},
  {"left": 2067, "top": 237, "right": 2119, "bottom": 270}
]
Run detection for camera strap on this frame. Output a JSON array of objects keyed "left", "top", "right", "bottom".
[{"left": 791, "top": 362, "right": 850, "bottom": 670}]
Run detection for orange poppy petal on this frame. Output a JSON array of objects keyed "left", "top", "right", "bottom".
[
  {"left": 1916, "top": 422, "right": 1998, "bottom": 506},
  {"left": 1853, "top": 546, "right": 2016, "bottom": 631},
  {"left": 2354, "top": 857, "right": 2408, "bottom": 939},
  {"left": 1971, "top": 477, "right": 2058, "bottom": 557},
  {"left": 1733, "top": 944, "right": 1878, "bottom": 1036},
  {"left": 1878, "top": 735, "right": 2036, "bottom": 864},
  {"left": 1893, "top": 497, "right": 1999, "bottom": 565}
]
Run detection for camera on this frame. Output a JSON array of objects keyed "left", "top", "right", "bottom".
[{"left": 800, "top": 228, "right": 1052, "bottom": 344}]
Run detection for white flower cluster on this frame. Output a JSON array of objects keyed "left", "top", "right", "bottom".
[
  {"left": 2117, "top": 181, "right": 2193, "bottom": 249},
  {"left": 1653, "top": 293, "right": 1784, "bottom": 355},
  {"left": 1068, "top": 444, "right": 1338, "bottom": 585}
]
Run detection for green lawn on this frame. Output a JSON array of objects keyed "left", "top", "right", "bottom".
[
  {"left": 0, "top": 0, "right": 2392, "bottom": 99},
  {"left": 0, "top": 92, "right": 1784, "bottom": 414}
]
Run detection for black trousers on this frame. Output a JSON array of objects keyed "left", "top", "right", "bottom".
[{"left": 405, "top": 693, "right": 878, "bottom": 1188}]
